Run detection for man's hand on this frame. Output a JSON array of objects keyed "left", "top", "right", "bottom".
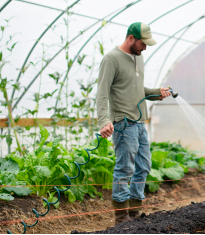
[
  {"left": 100, "top": 122, "right": 114, "bottom": 138},
  {"left": 159, "top": 87, "right": 171, "bottom": 100}
]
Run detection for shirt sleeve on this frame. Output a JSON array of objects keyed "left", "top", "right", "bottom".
[
  {"left": 96, "top": 56, "right": 116, "bottom": 129},
  {"left": 144, "top": 87, "right": 161, "bottom": 101}
]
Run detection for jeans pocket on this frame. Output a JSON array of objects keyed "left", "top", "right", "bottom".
[
  {"left": 126, "top": 120, "right": 136, "bottom": 128},
  {"left": 113, "top": 119, "right": 124, "bottom": 130}
]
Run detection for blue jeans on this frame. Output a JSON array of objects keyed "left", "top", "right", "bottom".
[{"left": 112, "top": 119, "right": 151, "bottom": 202}]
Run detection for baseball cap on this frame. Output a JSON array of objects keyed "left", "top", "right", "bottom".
[{"left": 127, "top": 22, "right": 157, "bottom": 46}]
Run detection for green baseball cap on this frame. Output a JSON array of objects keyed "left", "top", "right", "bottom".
[{"left": 127, "top": 22, "right": 157, "bottom": 46}]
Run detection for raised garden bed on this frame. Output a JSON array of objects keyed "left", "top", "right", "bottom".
[{"left": 1, "top": 172, "right": 205, "bottom": 234}]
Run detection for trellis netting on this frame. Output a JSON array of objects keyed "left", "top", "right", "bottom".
[{"left": 0, "top": 0, "right": 205, "bottom": 154}]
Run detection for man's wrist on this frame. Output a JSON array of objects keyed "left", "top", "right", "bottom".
[{"left": 99, "top": 120, "right": 111, "bottom": 130}]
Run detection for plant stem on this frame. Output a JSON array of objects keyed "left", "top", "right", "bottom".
[
  {"left": 34, "top": 44, "right": 44, "bottom": 151},
  {"left": 6, "top": 93, "right": 22, "bottom": 155},
  {"left": 87, "top": 90, "right": 92, "bottom": 142}
]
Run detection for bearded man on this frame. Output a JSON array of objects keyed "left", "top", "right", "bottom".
[{"left": 96, "top": 22, "right": 171, "bottom": 225}]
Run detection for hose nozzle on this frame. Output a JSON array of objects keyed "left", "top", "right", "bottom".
[{"left": 167, "top": 86, "right": 178, "bottom": 98}]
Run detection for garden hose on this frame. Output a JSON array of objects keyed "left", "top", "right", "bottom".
[
  {"left": 114, "top": 88, "right": 178, "bottom": 132},
  {"left": 114, "top": 94, "right": 161, "bottom": 132},
  {"left": 7, "top": 90, "right": 177, "bottom": 234}
]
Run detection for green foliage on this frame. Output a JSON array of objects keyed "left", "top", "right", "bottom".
[
  {"left": 43, "top": 191, "right": 59, "bottom": 209},
  {"left": 68, "top": 59, "right": 73, "bottom": 69},
  {"left": 146, "top": 142, "right": 205, "bottom": 192},
  {"left": 0, "top": 158, "right": 31, "bottom": 201},
  {"left": 77, "top": 54, "right": 86, "bottom": 65},
  {"left": 49, "top": 72, "right": 60, "bottom": 84},
  {"left": 41, "top": 89, "right": 57, "bottom": 99},
  {"left": 0, "top": 126, "right": 114, "bottom": 203},
  {"left": 6, "top": 135, "right": 13, "bottom": 147},
  {"left": 16, "top": 64, "right": 30, "bottom": 74},
  {"left": 98, "top": 41, "right": 104, "bottom": 55},
  {"left": 85, "top": 136, "right": 115, "bottom": 189},
  {"left": 7, "top": 42, "right": 17, "bottom": 52},
  {"left": 1, "top": 130, "right": 203, "bottom": 204},
  {"left": 14, "top": 115, "right": 20, "bottom": 123},
  {"left": 0, "top": 193, "right": 14, "bottom": 201},
  {"left": 3, "top": 187, "right": 32, "bottom": 196},
  {"left": 69, "top": 184, "right": 99, "bottom": 202},
  {"left": 146, "top": 169, "right": 163, "bottom": 192},
  {"left": 102, "top": 20, "right": 107, "bottom": 27}
]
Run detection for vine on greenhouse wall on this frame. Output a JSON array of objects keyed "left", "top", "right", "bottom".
[
  {"left": 0, "top": 1, "right": 104, "bottom": 154},
  {"left": 0, "top": 17, "right": 24, "bottom": 155}
]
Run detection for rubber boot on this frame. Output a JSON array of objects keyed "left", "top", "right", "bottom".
[
  {"left": 112, "top": 199, "right": 132, "bottom": 225},
  {"left": 129, "top": 199, "right": 142, "bottom": 219}
]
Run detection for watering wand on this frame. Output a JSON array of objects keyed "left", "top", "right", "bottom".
[{"left": 167, "top": 86, "right": 178, "bottom": 98}]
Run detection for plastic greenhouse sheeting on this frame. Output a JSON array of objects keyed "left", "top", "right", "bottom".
[{"left": 0, "top": 0, "right": 205, "bottom": 118}]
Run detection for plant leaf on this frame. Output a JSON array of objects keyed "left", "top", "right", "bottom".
[
  {"left": 3, "top": 187, "right": 32, "bottom": 196},
  {"left": 39, "top": 124, "right": 49, "bottom": 146},
  {"left": 33, "top": 166, "right": 51, "bottom": 178},
  {"left": 151, "top": 151, "right": 168, "bottom": 169},
  {"left": 0, "top": 160, "right": 19, "bottom": 174},
  {"left": 98, "top": 41, "right": 104, "bottom": 55},
  {"left": 64, "top": 189, "right": 76, "bottom": 203},
  {"left": 70, "top": 185, "right": 88, "bottom": 202},
  {"left": 146, "top": 169, "right": 163, "bottom": 192},
  {"left": 0, "top": 193, "right": 14, "bottom": 201},
  {"left": 77, "top": 54, "right": 86, "bottom": 65},
  {"left": 6, "top": 155, "right": 24, "bottom": 169},
  {"left": 159, "top": 164, "right": 184, "bottom": 180},
  {"left": 186, "top": 160, "right": 198, "bottom": 168},
  {"left": 6, "top": 136, "right": 13, "bottom": 146}
]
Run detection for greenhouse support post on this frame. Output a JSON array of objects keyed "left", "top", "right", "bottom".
[{"left": 0, "top": 0, "right": 12, "bottom": 12}]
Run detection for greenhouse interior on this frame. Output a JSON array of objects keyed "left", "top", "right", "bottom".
[{"left": 1, "top": 0, "right": 205, "bottom": 234}]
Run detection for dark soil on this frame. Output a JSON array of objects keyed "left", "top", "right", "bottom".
[
  {"left": 0, "top": 195, "right": 42, "bottom": 217},
  {"left": 72, "top": 202, "right": 205, "bottom": 234}
]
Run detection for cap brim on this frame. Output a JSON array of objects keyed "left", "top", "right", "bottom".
[{"left": 141, "top": 38, "right": 157, "bottom": 46}]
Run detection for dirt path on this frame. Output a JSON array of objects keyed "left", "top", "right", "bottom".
[
  {"left": 73, "top": 202, "right": 205, "bottom": 234},
  {"left": 0, "top": 172, "right": 205, "bottom": 234}
]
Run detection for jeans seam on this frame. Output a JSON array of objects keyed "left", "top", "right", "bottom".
[
  {"left": 119, "top": 138, "right": 124, "bottom": 199},
  {"left": 139, "top": 151, "right": 145, "bottom": 198},
  {"left": 139, "top": 123, "right": 144, "bottom": 139}
]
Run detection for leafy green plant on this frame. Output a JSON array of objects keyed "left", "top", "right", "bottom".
[
  {"left": 1, "top": 134, "right": 204, "bottom": 203},
  {"left": 0, "top": 158, "right": 32, "bottom": 200},
  {"left": 8, "top": 125, "right": 72, "bottom": 197},
  {"left": 1, "top": 125, "right": 115, "bottom": 203},
  {"left": 146, "top": 142, "right": 205, "bottom": 192},
  {"left": 71, "top": 136, "right": 116, "bottom": 192},
  {"left": 43, "top": 191, "right": 59, "bottom": 209}
]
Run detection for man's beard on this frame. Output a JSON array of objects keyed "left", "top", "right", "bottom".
[{"left": 130, "top": 44, "right": 142, "bottom": 56}]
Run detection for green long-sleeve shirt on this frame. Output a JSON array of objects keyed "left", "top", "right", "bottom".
[{"left": 96, "top": 46, "right": 161, "bottom": 129}]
